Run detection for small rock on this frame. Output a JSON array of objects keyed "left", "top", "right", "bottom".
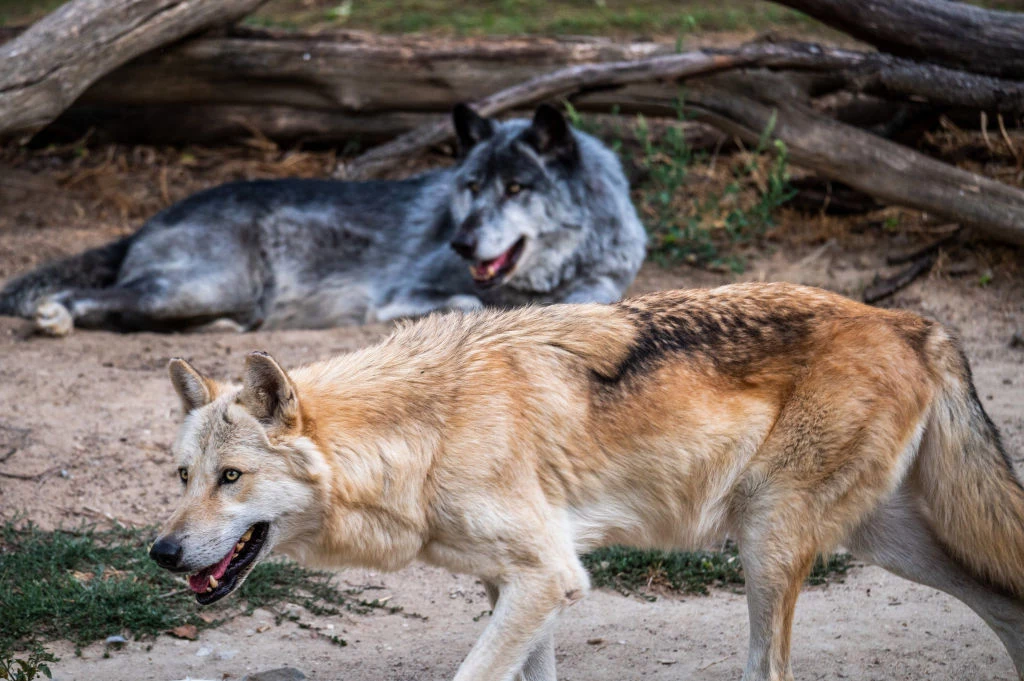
[
  {"left": 104, "top": 635, "right": 127, "bottom": 647},
  {"left": 195, "top": 647, "right": 212, "bottom": 657},
  {"left": 1010, "top": 331, "right": 1024, "bottom": 349},
  {"left": 215, "top": 649, "right": 238, "bottom": 661},
  {"left": 242, "top": 668, "right": 306, "bottom": 681},
  {"left": 586, "top": 637, "right": 605, "bottom": 645}
]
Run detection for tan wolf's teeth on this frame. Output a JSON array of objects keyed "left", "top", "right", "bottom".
[
  {"left": 236, "top": 542, "right": 245, "bottom": 551},
  {"left": 209, "top": 576, "right": 218, "bottom": 589},
  {"left": 241, "top": 529, "right": 253, "bottom": 541}
]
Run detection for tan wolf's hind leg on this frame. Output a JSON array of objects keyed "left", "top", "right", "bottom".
[
  {"left": 484, "top": 581, "right": 557, "bottom": 681},
  {"left": 849, "top": 487, "right": 1024, "bottom": 679}
]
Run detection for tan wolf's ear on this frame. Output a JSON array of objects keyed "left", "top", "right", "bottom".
[
  {"left": 168, "top": 358, "right": 217, "bottom": 414},
  {"left": 241, "top": 351, "right": 301, "bottom": 431}
]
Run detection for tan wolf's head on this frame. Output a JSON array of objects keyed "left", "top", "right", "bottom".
[{"left": 150, "top": 351, "right": 327, "bottom": 605}]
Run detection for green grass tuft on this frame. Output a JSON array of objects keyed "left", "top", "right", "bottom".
[
  {"left": 0, "top": 522, "right": 397, "bottom": 653},
  {"left": 583, "top": 543, "right": 854, "bottom": 598},
  {"left": 1, "top": 522, "right": 853, "bottom": 657},
  {"left": 566, "top": 102, "right": 795, "bottom": 272}
]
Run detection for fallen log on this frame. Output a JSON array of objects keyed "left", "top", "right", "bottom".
[
  {"left": 343, "top": 41, "right": 1024, "bottom": 178},
  {"left": 0, "top": 0, "right": 269, "bottom": 141},
  {"left": 37, "top": 104, "right": 447, "bottom": 147},
  {"left": 13, "top": 29, "right": 1024, "bottom": 148},
  {"left": 771, "top": 0, "right": 1024, "bottom": 80}
]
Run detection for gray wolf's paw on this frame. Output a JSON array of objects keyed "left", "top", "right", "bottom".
[
  {"left": 194, "top": 318, "right": 247, "bottom": 334},
  {"left": 34, "top": 299, "right": 74, "bottom": 337},
  {"left": 444, "top": 295, "right": 484, "bottom": 313}
]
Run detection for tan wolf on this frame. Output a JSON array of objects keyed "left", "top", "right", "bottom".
[{"left": 150, "top": 282, "right": 1024, "bottom": 681}]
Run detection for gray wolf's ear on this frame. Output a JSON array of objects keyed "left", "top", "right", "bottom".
[
  {"left": 453, "top": 103, "right": 495, "bottom": 156},
  {"left": 241, "top": 351, "right": 300, "bottom": 431},
  {"left": 168, "top": 358, "right": 217, "bottom": 414},
  {"left": 524, "top": 104, "right": 577, "bottom": 161}
]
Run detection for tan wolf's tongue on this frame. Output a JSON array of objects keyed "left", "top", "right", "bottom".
[{"left": 187, "top": 546, "right": 234, "bottom": 593}]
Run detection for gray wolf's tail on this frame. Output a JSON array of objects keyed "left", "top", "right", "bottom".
[
  {"left": 917, "top": 328, "right": 1024, "bottom": 597},
  {"left": 0, "top": 237, "right": 132, "bottom": 318}
]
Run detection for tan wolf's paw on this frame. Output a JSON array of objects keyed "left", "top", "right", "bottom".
[{"left": 34, "top": 299, "right": 74, "bottom": 337}]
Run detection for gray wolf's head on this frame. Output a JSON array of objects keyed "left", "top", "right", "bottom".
[
  {"left": 447, "top": 104, "right": 587, "bottom": 292},
  {"left": 150, "top": 354, "right": 327, "bottom": 605}
]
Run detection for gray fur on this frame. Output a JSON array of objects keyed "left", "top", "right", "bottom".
[{"left": 0, "top": 106, "right": 646, "bottom": 333}]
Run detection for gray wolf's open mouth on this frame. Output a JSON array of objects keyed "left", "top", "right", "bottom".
[
  {"left": 469, "top": 237, "right": 526, "bottom": 288},
  {"left": 188, "top": 521, "right": 269, "bottom": 605}
]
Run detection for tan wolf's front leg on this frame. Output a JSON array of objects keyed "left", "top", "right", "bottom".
[
  {"left": 484, "top": 582, "right": 557, "bottom": 681},
  {"left": 455, "top": 569, "right": 581, "bottom": 681},
  {"left": 739, "top": 535, "right": 815, "bottom": 681}
]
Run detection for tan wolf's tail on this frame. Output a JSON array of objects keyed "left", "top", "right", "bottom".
[{"left": 917, "top": 330, "right": 1024, "bottom": 597}]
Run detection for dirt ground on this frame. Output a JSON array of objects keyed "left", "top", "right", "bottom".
[{"left": 1, "top": 146, "right": 1023, "bottom": 681}]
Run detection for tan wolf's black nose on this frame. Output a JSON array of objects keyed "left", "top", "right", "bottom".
[{"left": 149, "top": 537, "right": 183, "bottom": 569}]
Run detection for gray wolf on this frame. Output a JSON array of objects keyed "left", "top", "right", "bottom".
[
  {"left": 0, "top": 104, "right": 645, "bottom": 335},
  {"left": 150, "top": 282, "right": 1024, "bottom": 681}
]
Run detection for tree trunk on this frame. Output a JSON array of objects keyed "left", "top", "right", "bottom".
[{"left": 0, "top": 0, "right": 269, "bottom": 141}]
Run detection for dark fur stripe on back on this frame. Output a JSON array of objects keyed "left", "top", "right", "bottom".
[{"left": 597, "top": 294, "right": 817, "bottom": 385}]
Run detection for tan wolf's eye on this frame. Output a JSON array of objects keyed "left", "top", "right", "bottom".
[
  {"left": 505, "top": 183, "right": 522, "bottom": 196},
  {"left": 178, "top": 468, "right": 188, "bottom": 483},
  {"left": 221, "top": 469, "right": 242, "bottom": 484}
]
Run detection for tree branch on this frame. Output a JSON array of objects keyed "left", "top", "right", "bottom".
[{"left": 0, "top": 0, "right": 269, "bottom": 141}]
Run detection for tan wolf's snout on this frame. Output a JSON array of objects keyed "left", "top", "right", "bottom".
[{"left": 153, "top": 284, "right": 1024, "bottom": 681}]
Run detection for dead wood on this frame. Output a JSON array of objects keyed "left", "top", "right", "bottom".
[
  {"left": 863, "top": 254, "right": 937, "bottom": 304},
  {"left": 885, "top": 230, "right": 962, "bottom": 266},
  {"left": 343, "top": 40, "right": 1024, "bottom": 178},
  {"left": 786, "top": 178, "right": 883, "bottom": 215},
  {"left": 771, "top": 0, "right": 1024, "bottom": 80},
  {"left": 340, "top": 48, "right": 759, "bottom": 178},
  {"left": 0, "top": 0, "right": 269, "bottom": 141}
]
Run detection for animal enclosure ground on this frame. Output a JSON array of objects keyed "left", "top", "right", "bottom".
[{"left": 0, "top": 136, "right": 1022, "bottom": 680}]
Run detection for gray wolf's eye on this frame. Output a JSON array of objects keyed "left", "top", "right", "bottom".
[
  {"left": 505, "top": 183, "right": 525, "bottom": 197},
  {"left": 221, "top": 469, "right": 242, "bottom": 484},
  {"left": 466, "top": 181, "right": 481, "bottom": 195},
  {"left": 178, "top": 468, "right": 188, "bottom": 484}
]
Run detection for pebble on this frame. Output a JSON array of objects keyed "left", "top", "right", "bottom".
[{"left": 241, "top": 668, "right": 306, "bottom": 681}]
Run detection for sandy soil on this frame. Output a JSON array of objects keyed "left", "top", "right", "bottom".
[{"left": 1, "top": 150, "right": 1023, "bottom": 680}]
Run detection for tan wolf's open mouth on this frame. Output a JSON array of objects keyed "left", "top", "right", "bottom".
[{"left": 188, "top": 521, "right": 269, "bottom": 605}]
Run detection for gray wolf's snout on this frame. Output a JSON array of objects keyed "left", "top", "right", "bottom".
[
  {"left": 149, "top": 536, "right": 184, "bottom": 570},
  {"left": 451, "top": 230, "right": 477, "bottom": 259}
]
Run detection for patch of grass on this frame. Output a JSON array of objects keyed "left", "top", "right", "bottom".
[
  {"left": 583, "top": 543, "right": 854, "bottom": 598},
  {"left": 0, "top": 522, "right": 397, "bottom": 653},
  {"left": 0, "top": 647, "right": 55, "bottom": 681},
  {"left": 246, "top": 0, "right": 823, "bottom": 37},
  {"left": 0, "top": 523, "right": 852, "bottom": 655},
  {"left": 567, "top": 101, "right": 795, "bottom": 272}
]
